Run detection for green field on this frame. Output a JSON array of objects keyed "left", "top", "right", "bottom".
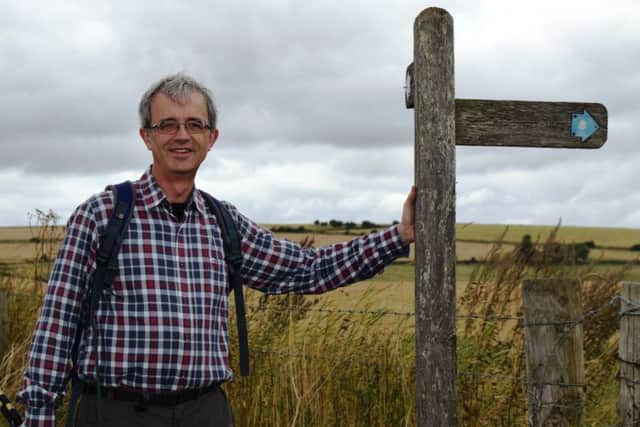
[{"left": 456, "top": 223, "right": 640, "bottom": 248}]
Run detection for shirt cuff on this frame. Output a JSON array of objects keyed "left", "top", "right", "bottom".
[{"left": 377, "top": 225, "right": 411, "bottom": 262}]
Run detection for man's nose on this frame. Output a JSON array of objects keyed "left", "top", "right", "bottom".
[{"left": 174, "top": 123, "right": 191, "bottom": 138}]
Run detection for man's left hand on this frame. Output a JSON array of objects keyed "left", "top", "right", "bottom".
[{"left": 397, "top": 186, "right": 416, "bottom": 245}]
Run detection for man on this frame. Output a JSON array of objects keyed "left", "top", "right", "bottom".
[{"left": 18, "top": 74, "right": 416, "bottom": 427}]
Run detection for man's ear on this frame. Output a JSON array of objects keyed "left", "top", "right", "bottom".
[
  {"left": 208, "top": 128, "right": 219, "bottom": 151},
  {"left": 139, "top": 128, "right": 152, "bottom": 150}
]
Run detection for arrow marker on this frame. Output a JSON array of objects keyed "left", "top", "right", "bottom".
[{"left": 571, "top": 110, "right": 599, "bottom": 142}]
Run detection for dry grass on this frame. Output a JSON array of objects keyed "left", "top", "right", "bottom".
[
  {"left": 0, "top": 222, "right": 637, "bottom": 425},
  {"left": 456, "top": 227, "right": 629, "bottom": 426}
]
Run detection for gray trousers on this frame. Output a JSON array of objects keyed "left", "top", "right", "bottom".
[{"left": 74, "top": 387, "right": 234, "bottom": 427}]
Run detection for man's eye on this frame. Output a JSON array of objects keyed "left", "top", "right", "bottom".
[
  {"left": 186, "top": 119, "right": 205, "bottom": 130},
  {"left": 158, "top": 121, "right": 178, "bottom": 130}
]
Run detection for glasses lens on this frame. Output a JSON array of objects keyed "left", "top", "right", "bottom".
[
  {"left": 185, "top": 119, "right": 207, "bottom": 134},
  {"left": 155, "top": 120, "right": 179, "bottom": 134},
  {"left": 151, "top": 119, "right": 209, "bottom": 134}
]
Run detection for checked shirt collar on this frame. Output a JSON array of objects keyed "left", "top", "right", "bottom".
[{"left": 139, "top": 166, "right": 208, "bottom": 218}]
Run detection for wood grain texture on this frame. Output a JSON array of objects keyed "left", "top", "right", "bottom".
[
  {"left": 413, "top": 7, "right": 457, "bottom": 426},
  {"left": 619, "top": 282, "right": 640, "bottom": 425},
  {"left": 456, "top": 99, "right": 608, "bottom": 148},
  {"left": 522, "top": 279, "right": 585, "bottom": 427}
]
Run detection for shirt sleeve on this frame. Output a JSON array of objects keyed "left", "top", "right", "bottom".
[
  {"left": 225, "top": 203, "right": 410, "bottom": 294},
  {"left": 17, "top": 200, "right": 99, "bottom": 426}
]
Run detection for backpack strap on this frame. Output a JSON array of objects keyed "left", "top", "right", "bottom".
[
  {"left": 89, "top": 182, "right": 135, "bottom": 319},
  {"left": 201, "top": 192, "right": 250, "bottom": 376},
  {"left": 66, "top": 181, "right": 135, "bottom": 427}
]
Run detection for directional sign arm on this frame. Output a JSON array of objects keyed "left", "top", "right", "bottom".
[{"left": 455, "top": 99, "right": 608, "bottom": 149}]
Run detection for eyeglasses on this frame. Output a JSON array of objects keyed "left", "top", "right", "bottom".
[{"left": 149, "top": 118, "right": 212, "bottom": 135}]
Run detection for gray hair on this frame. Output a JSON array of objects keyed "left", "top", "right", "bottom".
[{"left": 138, "top": 73, "right": 218, "bottom": 129}]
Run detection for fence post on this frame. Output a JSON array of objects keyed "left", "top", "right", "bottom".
[
  {"left": 619, "top": 281, "right": 640, "bottom": 425},
  {"left": 522, "top": 279, "right": 585, "bottom": 426},
  {"left": 413, "top": 7, "right": 457, "bottom": 427}
]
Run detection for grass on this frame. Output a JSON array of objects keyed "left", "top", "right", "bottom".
[{"left": 0, "top": 221, "right": 638, "bottom": 425}]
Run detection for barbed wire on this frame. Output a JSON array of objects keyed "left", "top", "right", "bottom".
[
  {"left": 618, "top": 374, "right": 640, "bottom": 386},
  {"left": 247, "top": 304, "right": 414, "bottom": 317},
  {"left": 617, "top": 354, "right": 640, "bottom": 369},
  {"left": 245, "top": 294, "right": 621, "bottom": 325},
  {"left": 620, "top": 295, "right": 640, "bottom": 317}
]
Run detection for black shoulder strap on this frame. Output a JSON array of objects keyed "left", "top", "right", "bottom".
[
  {"left": 66, "top": 181, "right": 135, "bottom": 427},
  {"left": 71, "top": 181, "right": 135, "bottom": 364},
  {"left": 89, "top": 182, "right": 135, "bottom": 318},
  {"left": 201, "top": 192, "right": 250, "bottom": 376}
]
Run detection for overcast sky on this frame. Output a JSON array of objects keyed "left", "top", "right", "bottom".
[{"left": 1, "top": 0, "right": 638, "bottom": 228}]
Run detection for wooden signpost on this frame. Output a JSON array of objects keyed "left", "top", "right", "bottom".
[{"left": 406, "top": 7, "right": 608, "bottom": 426}]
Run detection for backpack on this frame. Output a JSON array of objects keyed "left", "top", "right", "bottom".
[{"left": 66, "top": 181, "right": 249, "bottom": 426}]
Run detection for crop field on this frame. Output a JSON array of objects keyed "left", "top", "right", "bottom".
[
  {"left": 2, "top": 222, "right": 639, "bottom": 283},
  {"left": 456, "top": 223, "right": 640, "bottom": 248}
]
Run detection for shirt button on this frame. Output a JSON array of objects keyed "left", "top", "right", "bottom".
[{"left": 179, "top": 262, "right": 186, "bottom": 268}]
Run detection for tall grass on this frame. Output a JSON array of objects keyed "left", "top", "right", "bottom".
[
  {"left": 457, "top": 226, "right": 628, "bottom": 426},
  {"left": 0, "top": 225, "right": 634, "bottom": 426},
  {"left": 226, "top": 290, "right": 415, "bottom": 427}
]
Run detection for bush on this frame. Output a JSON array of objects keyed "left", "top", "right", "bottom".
[
  {"left": 272, "top": 225, "right": 308, "bottom": 233},
  {"left": 516, "top": 234, "right": 591, "bottom": 265},
  {"left": 361, "top": 220, "right": 378, "bottom": 229}
]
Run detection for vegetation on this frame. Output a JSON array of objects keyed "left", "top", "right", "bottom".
[
  {"left": 516, "top": 234, "right": 594, "bottom": 264},
  {"left": 457, "top": 227, "right": 626, "bottom": 426},
  {"left": 0, "top": 221, "right": 637, "bottom": 425}
]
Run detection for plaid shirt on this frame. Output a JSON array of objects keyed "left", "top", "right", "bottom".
[{"left": 18, "top": 168, "right": 409, "bottom": 426}]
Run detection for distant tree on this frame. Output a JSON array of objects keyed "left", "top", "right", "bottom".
[
  {"left": 361, "top": 220, "right": 377, "bottom": 229},
  {"left": 516, "top": 234, "right": 535, "bottom": 264},
  {"left": 573, "top": 243, "right": 591, "bottom": 264},
  {"left": 543, "top": 242, "right": 591, "bottom": 265},
  {"left": 329, "top": 219, "right": 343, "bottom": 228}
]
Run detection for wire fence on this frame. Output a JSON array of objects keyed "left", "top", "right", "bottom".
[
  {"left": 239, "top": 283, "right": 637, "bottom": 426},
  {"left": 2, "top": 255, "right": 639, "bottom": 426}
]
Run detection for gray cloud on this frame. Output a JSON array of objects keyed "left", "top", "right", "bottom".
[{"left": 1, "top": 0, "right": 638, "bottom": 227}]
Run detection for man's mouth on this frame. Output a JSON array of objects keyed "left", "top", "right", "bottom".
[{"left": 170, "top": 148, "right": 192, "bottom": 154}]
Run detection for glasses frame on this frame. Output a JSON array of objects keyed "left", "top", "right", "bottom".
[{"left": 148, "top": 118, "right": 213, "bottom": 136}]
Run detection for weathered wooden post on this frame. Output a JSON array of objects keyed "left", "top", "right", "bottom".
[
  {"left": 412, "top": 8, "right": 457, "bottom": 426},
  {"left": 619, "top": 281, "right": 640, "bottom": 425},
  {"left": 405, "top": 6, "right": 607, "bottom": 426},
  {"left": 522, "top": 279, "right": 585, "bottom": 426}
]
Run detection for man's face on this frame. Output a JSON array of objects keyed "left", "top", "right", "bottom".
[{"left": 139, "top": 91, "right": 218, "bottom": 182}]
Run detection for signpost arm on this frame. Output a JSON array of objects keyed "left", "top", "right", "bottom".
[{"left": 413, "top": 7, "right": 457, "bottom": 426}]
